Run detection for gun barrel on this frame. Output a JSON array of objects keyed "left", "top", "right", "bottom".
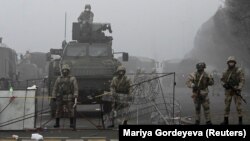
[{"left": 234, "top": 90, "right": 247, "bottom": 104}]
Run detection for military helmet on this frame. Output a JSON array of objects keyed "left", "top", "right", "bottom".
[
  {"left": 227, "top": 56, "right": 236, "bottom": 64},
  {"left": 116, "top": 66, "right": 126, "bottom": 73},
  {"left": 61, "top": 64, "right": 70, "bottom": 71},
  {"left": 85, "top": 4, "right": 91, "bottom": 10},
  {"left": 196, "top": 62, "right": 206, "bottom": 69}
]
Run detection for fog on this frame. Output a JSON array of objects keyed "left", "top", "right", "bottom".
[{"left": 0, "top": 0, "right": 221, "bottom": 61}]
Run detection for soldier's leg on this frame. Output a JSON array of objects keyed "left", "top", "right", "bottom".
[
  {"left": 122, "top": 101, "right": 130, "bottom": 125},
  {"left": 233, "top": 94, "right": 243, "bottom": 125},
  {"left": 115, "top": 102, "right": 125, "bottom": 125},
  {"left": 70, "top": 117, "right": 75, "bottom": 129},
  {"left": 194, "top": 98, "right": 201, "bottom": 125},
  {"left": 67, "top": 101, "right": 75, "bottom": 128},
  {"left": 201, "top": 95, "right": 212, "bottom": 125},
  {"left": 224, "top": 92, "right": 233, "bottom": 117},
  {"left": 221, "top": 92, "right": 233, "bottom": 125},
  {"left": 54, "top": 101, "right": 63, "bottom": 128},
  {"left": 108, "top": 100, "right": 117, "bottom": 128},
  {"left": 119, "top": 103, "right": 128, "bottom": 125},
  {"left": 54, "top": 118, "right": 60, "bottom": 128}
]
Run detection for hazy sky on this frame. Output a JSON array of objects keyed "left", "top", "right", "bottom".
[{"left": 0, "top": 0, "right": 222, "bottom": 61}]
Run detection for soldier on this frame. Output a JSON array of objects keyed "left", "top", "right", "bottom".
[
  {"left": 78, "top": 4, "right": 94, "bottom": 24},
  {"left": 108, "top": 66, "right": 131, "bottom": 127},
  {"left": 52, "top": 64, "right": 78, "bottom": 128},
  {"left": 186, "top": 62, "right": 214, "bottom": 125},
  {"left": 220, "top": 56, "right": 245, "bottom": 125},
  {"left": 78, "top": 4, "right": 94, "bottom": 39}
]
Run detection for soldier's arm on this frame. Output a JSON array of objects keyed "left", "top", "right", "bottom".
[
  {"left": 78, "top": 12, "right": 84, "bottom": 22},
  {"left": 72, "top": 77, "right": 79, "bottom": 98},
  {"left": 237, "top": 68, "right": 245, "bottom": 90},
  {"left": 89, "top": 12, "right": 94, "bottom": 23},
  {"left": 110, "top": 77, "right": 116, "bottom": 94},
  {"left": 127, "top": 78, "right": 132, "bottom": 95},
  {"left": 186, "top": 73, "right": 195, "bottom": 88},
  {"left": 52, "top": 77, "right": 60, "bottom": 98},
  {"left": 220, "top": 71, "right": 227, "bottom": 85}
]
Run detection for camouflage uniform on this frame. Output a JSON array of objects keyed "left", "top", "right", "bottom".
[
  {"left": 52, "top": 75, "right": 78, "bottom": 118},
  {"left": 109, "top": 66, "right": 131, "bottom": 127},
  {"left": 110, "top": 75, "right": 131, "bottom": 109},
  {"left": 186, "top": 62, "right": 214, "bottom": 124},
  {"left": 52, "top": 64, "right": 78, "bottom": 128},
  {"left": 78, "top": 4, "right": 94, "bottom": 24},
  {"left": 221, "top": 56, "right": 245, "bottom": 125}
]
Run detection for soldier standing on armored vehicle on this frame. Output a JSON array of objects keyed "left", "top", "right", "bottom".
[
  {"left": 108, "top": 66, "right": 131, "bottom": 127},
  {"left": 78, "top": 4, "right": 94, "bottom": 37},
  {"left": 78, "top": 4, "right": 94, "bottom": 24},
  {"left": 220, "top": 56, "right": 245, "bottom": 125},
  {"left": 186, "top": 62, "right": 214, "bottom": 125},
  {"left": 52, "top": 64, "right": 78, "bottom": 128}
]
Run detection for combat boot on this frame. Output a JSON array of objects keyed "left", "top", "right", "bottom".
[
  {"left": 108, "top": 119, "right": 115, "bottom": 128},
  {"left": 220, "top": 117, "right": 229, "bottom": 125},
  {"left": 107, "top": 124, "right": 114, "bottom": 128},
  {"left": 206, "top": 121, "right": 212, "bottom": 125},
  {"left": 54, "top": 118, "right": 60, "bottom": 128},
  {"left": 70, "top": 118, "right": 75, "bottom": 128},
  {"left": 194, "top": 120, "right": 200, "bottom": 125},
  {"left": 239, "top": 117, "right": 243, "bottom": 125},
  {"left": 122, "top": 120, "right": 128, "bottom": 125}
]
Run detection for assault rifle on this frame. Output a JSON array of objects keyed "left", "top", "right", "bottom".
[
  {"left": 231, "top": 87, "right": 247, "bottom": 104},
  {"left": 192, "top": 86, "right": 201, "bottom": 100},
  {"left": 226, "top": 83, "right": 247, "bottom": 104}
]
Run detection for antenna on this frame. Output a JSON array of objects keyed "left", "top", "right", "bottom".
[{"left": 64, "top": 12, "right": 67, "bottom": 41}]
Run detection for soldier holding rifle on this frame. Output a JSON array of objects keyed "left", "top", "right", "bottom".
[
  {"left": 186, "top": 62, "right": 214, "bottom": 125},
  {"left": 221, "top": 56, "right": 245, "bottom": 125}
]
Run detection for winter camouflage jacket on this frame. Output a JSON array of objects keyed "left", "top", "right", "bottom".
[
  {"left": 52, "top": 75, "right": 78, "bottom": 101},
  {"left": 186, "top": 71, "right": 214, "bottom": 94},
  {"left": 110, "top": 75, "right": 131, "bottom": 95},
  {"left": 221, "top": 67, "right": 245, "bottom": 91}
]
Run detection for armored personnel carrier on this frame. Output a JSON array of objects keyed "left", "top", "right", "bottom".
[{"left": 47, "top": 21, "right": 128, "bottom": 113}]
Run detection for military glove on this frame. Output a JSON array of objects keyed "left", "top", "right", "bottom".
[
  {"left": 233, "top": 88, "right": 241, "bottom": 94},
  {"left": 51, "top": 98, "right": 56, "bottom": 102},
  {"left": 223, "top": 84, "right": 231, "bottom": 89},
  {"left": 192, "top": 85, "right": 199, "bottom": 91},
  {"left": 191, "top": 83, "right": 195, "bottom": 88}
]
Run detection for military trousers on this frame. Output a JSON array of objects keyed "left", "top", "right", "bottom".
[
  {"left": 224, "top": 90, "right": 242, "bottom": 117},
  {"left": 110, "top": 93, "right": 130, "bottom": 125},
  {"left": 55, "top": 100, "right": 75, "bottom": 118},
  {"left": 192, "top": 93, "right": 211, "bottom": 122}
]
